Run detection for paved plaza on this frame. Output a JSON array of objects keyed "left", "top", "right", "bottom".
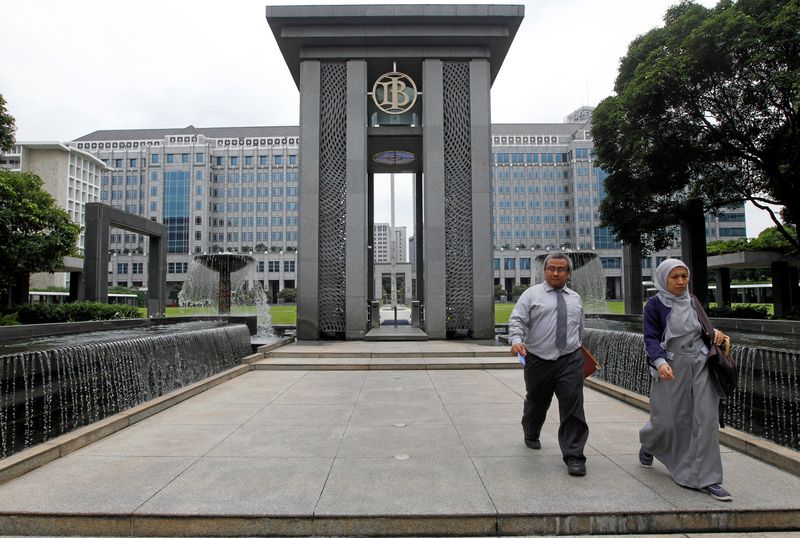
[{"left": 0, "top": 341, "right": 798, "bottom": 536}]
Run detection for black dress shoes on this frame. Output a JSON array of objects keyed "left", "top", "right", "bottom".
[
  {"left": 566, "top": 458, "right": 586, "bottom": 476},
  {"left": 524, "top": 438, "right": 541, "bottom": 450}
]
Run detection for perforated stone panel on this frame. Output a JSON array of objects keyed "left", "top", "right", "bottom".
[
  {"left": 318, "top": 62, "right": 348, "bottom": 335},
  {"left": 442, "top": 62, "right": 473, "bottom": 334}
]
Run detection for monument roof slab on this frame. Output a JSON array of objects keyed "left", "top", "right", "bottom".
[{"left": 266, "top": 4, "right": 524, "bottom": 87}]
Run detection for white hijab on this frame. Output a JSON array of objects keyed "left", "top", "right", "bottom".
[{"left": 654, "top": 258, "right": 699, "bottom": 345}]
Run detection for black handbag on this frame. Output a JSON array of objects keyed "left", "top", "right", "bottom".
[{"left": 691, "top": 296, "right": 737, "bottom": 398}]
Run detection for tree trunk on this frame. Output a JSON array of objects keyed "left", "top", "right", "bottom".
[
  {"left": 680, "top": 199, "right": 708, "bottom": 305},
  {"left": 623, "top": 239, "right": 643, "bottom": 314},
  {"left": 10, "top": 274, "right": 30, "bottom": 307}
]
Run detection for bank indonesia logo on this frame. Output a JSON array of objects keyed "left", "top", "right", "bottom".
[{"left": 372, "top": 72, "right": 417, "bottom": 115}]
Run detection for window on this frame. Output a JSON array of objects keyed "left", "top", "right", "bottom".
[
  {"left": 195, "top": 152, "right": 204, "bottom": 163},
  {"left": 274, "top": 155, "right": 283, "bottom": 166},
  {"left": 195, "top": 170, "right": 203, "bottom": 181},
  {"left": 129, "top": 159, "right": 137, "bottom": 168},
  {"left": 284, "top": 260, "right": 295, "bottom": 272},
  {"left": 230, "top": 156, "right": 239, "bottom": 166},
  {"left": 181, "top": 153, "right": 189, "bottom": 163},
  {"left": 601, "top": 257, "right": 622, "bottom": 269},
  {"left": 117, "top": 263, "right": 129, "bottom": 274},
  {"left": 244, "top": 156, "right": 253, "bottom": 166},
  {"left": 268, "top": 261, "right": 280, "bottom": 272},
  {"left": 166, "top": 154, "right": 174, "bottom": 163},
  {"left": 520, "top": 258, "right": 531, "bottom": 270},
  {"left": 504, "top": 258, "right": 515, "bottom": 270},
  {"left": 257, "top": 261, "right": 265, "bottom": 272},
  {"left": 259, "top": 155, "right": 268, "bottom": 166},
  {"left": 215, "top": 156, "right": 223, "bottom": 166},
  {"left": 151, "top": 154, "right": 159, "bottom": 164},
  {"left": 493, "top": 258, "right": 500, "bottom": 270}
]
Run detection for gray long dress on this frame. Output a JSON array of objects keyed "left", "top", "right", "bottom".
[{"left": 639, "top": 328, "right": 723, "bottom": 489}]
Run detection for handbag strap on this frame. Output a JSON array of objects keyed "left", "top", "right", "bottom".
[{"left": 691, "top": 295, "right": 715, "bottom": 342}]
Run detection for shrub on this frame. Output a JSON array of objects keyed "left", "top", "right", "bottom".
[
  {"left": 706, "top": 304, "right": 771, "bottom": 320},
  {"left": 0, "top": 313, "right": 19, "bottom": 325},
  {"left": 15, "top": 302, "right": 143, "bottom": 324}
]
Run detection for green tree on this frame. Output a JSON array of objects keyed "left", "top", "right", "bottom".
[
  {"left": 0, "top": 94, "right": 16, "bottom": 154},
  {"left": 593, "top": 0, "right": 800, "bottom": 253},
  {"left": 494, "top": 284, "right": 505, "bottom": 301},
  {"left": 277, "top": 287, "right": 296, "bottom": 302},
  {"left": 0, "top": 171, "right": 80, "bottom": 304}
]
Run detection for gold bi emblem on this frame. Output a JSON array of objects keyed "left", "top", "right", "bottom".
[{"left": 372, "top": 71, "right": 418, "bottom": 115}]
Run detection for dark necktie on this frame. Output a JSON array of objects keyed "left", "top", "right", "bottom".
[{"left": 555, "top": 289, "right": 567, "bottom": 353}]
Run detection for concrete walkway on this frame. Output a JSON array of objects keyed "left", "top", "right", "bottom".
[{"left": 0, "top": 341, "right": 799, "bottom": 536}]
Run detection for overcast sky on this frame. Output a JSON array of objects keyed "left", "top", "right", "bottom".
[{"left": 1, "top": 0, "right": 778, "bottom": 238}]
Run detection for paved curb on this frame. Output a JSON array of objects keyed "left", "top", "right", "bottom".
[{"left": 2, "top": 509, "right": 800, "bottom": 536}]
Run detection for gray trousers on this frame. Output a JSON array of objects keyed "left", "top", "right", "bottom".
[{"left": 522, "top": 348, "right": 589, "bottom": 462}]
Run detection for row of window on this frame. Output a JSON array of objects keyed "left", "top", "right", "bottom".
[
  {"left": 209, "top": 202, "right": 298, "bottom": 212},
  {"left": 115, "top": 262, "right": 144, "bottom": 274},
  {"left": 494, "top": 153, "right": 570, "bottom": 164},
  {"left": 255, "top": 261, "right": 296, "bottom": 273},
  {"left": 210, "top": 187, "right": 299, "bottom": 197},
  {"left": 213, "top": 155, "right": 297, "bottom": 167},
  {"left": 496, "top": 230, "right": 572, "bottom": 239},
  {"left": 111, "top": 154, "right": 299, "bottom": 168},
  {"left": 209, "top": 232, "right": 299, "bottom": 242},
  {"left": 213, "top": 171, "right": 299, "bottom": 183},
  {"left": 498, "top": 215, "right": 571, "bottom": 223},
  {"left": 494, "top": 185, "right": 570, "bottom": 194}
]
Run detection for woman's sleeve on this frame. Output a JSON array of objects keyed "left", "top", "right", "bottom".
[{"left": 643, "top": 298, "right": 668, "bottom": 369}]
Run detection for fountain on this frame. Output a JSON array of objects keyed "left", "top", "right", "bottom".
[
  {"left": 535, "top": 251, "right": 607, "bottom": 313},
  {"left": 0, "top": 321, "right": 252, "bottom": 459},
  {"left": 178, "top": 253, "right": 273, "bottom": 339}
]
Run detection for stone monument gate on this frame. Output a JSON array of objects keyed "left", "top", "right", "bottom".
[{"left": 267, "top": 4, "right": 523, "bottom": 339}]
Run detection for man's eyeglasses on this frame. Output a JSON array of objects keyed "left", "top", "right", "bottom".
[{"left": 544, "top": 266, "right": 569, "bottom": 274}]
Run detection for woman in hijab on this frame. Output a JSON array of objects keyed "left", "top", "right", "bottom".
[{"left": 639, "top": 258, "right": 732, "bottom": 501}]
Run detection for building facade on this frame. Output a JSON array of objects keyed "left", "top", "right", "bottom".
[
  {"left": 69, "top": 109, "right": 746, "bottom": 304},
  {"left": 373, "top": 223, "right": 407, "bottom": 264},
  {"left": 1, "top": 142, "right": 107, "bottom": 289},
  {"left": 489, "top": 114, "right": 746, "bottom": 300}
]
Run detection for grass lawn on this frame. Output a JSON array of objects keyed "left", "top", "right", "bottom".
[
  {"left": 159, "top": 304, "right": 298, "bottom": 324},
  {"left": 156, "top": 302, "right": 628, "bottom": 325}
]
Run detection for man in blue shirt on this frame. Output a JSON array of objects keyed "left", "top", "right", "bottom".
[{"left": 509, "top": 252, "right": 588, "bottom": 476}]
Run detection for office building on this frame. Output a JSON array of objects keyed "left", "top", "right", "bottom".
[{"left": 69, "top": 108, "right": 746, "bottom": 302}]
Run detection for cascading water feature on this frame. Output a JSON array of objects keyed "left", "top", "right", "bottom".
[
  {"left": 583, "top": 327, "right": 799, "bottom": 450},
  {"left": 178, "top": 253, "right": 273, "bottom": 338},
  {"left": 0, "top": 321, "right": 252, "bottom": 459},
  {"left": 535, "top": 251, "right": 607, "bottom": 313}
]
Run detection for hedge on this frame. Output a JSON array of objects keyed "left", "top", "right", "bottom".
[{"left": 15, "top": 302, "right": 143, "bottom": 324}]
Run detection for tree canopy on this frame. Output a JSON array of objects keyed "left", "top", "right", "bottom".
[
  {"left": 707, "top": 224, "right": 798, "bottom": 255},
  {"left": 592, "top": 0, "right": 800, "bottom": 253},
  {"left": 0, "top": 170, "right": 80, "bottom": 293},
  {"left": 0, "top": 94, "right": 16, "bottom": 154}
]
